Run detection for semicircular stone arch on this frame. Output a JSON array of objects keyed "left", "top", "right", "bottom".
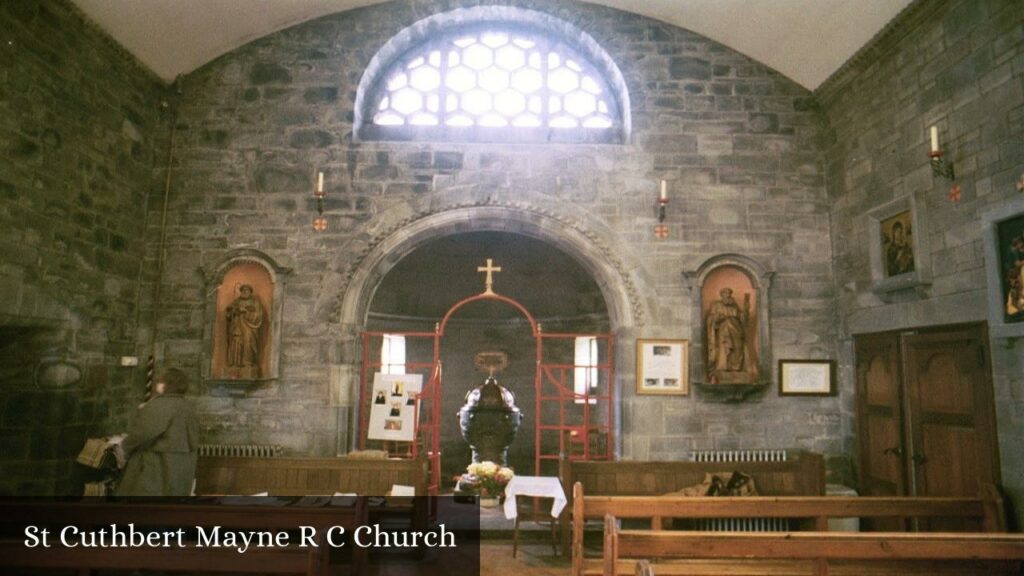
[{"left": 336, "top": 204, "right": 645, "bottom": 338}]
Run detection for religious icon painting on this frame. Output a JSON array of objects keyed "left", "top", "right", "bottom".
[
  {"left": 867, "top": 195, "right": 931, "bottom": 297},
  {"left": 367, "top": 373, "right": 423, "bottom": 442},
  {"left": 880, "top": 210, "right": 914, "bottom": 278},
  {"left": 636, "top": 339, "right": 688, "bottom": 396},
  {"left": 983, "top": 196, "right": 1024, "bottom": 338},
  {"left": 996, "top": 212, "right": 1024, "bottom": 323}
]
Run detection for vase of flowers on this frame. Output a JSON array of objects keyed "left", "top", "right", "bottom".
[{"left": 457, "top": 460, "right": 514, "bottom": 506}]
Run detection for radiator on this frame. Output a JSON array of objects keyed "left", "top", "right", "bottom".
[
  {"left": 690, "top": 449, "right": 790, "bottom": 532},
  {"left": 198, "top": 444, "right": 283, "bottom": 458}
]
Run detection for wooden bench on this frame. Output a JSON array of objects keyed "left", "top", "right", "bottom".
[
  {"left": 571, "top": 482, "right": 1020, "bottom": 576},
  {"left": 195, "top": 455, "right": 429, "bottom": 496},
  {"left": 0, "top": 498, "right": 369, "bottom": 576},
  {"left": 606, "top": 515, "right": 1024, "bottom": 576},
  {"left": 195, "top": 455, "right": 431, "bottom": 531},
  {"left": 559, "top": 451, "right": 825, "bottom": 555}
]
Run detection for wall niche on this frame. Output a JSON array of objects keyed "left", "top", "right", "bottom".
[
  {"left": 685, "top": 254, "right": 773, "bottom": 401},
  {"left": 203, "top": 250, "right": 289, "bottom": 391}
]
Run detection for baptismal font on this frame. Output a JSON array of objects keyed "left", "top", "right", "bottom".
[{"left": 457, "top": 351, "right": 523, "bottom": 466}]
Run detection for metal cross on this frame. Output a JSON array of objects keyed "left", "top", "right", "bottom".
[{"left": 477, "top": 258, "right": 502, "bottom": 294}]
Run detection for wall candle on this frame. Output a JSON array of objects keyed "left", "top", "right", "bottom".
[
  {"left": 317, "top": 172, "right": 324, "bottom": 193},
  {"left": 660, "top": 180, "right": 667, "bottom": 200},
  {"left": 930, "top": 126, "right": 939, "bottom": 153}
]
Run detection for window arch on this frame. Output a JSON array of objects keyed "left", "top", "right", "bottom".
[{"left": 354, "top": 8, "right": 631, "bottom": 144}]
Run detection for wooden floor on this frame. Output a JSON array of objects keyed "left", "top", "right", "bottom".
[{"left": 366, "top": 539, "right": 570, "bottom": 576}]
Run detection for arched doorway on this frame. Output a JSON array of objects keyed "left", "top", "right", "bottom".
[{"left": 356, "top": 231, "right": 619, "bottom": 492}]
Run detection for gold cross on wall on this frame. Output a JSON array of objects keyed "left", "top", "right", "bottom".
[{"left": 477, "top": 258, "right": 502, "bottom": 294}]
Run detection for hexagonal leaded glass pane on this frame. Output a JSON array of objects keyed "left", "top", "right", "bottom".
[{"left": 371, "top": 28, "right": 619, "bottom": 136}]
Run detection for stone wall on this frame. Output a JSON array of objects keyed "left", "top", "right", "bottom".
[
  {"left": 150, "top": 0, "right": 839, "bottom": 473},
  {"left": 819, "top": 0, "right": 1024, "bottom": 525},
  {"left": 0, "top": 0, "right": 164, "bottom": 493}
]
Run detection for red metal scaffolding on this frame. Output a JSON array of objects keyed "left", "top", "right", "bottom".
[{"left": 358, "top": 290, "right": 613, "bottom": 494}]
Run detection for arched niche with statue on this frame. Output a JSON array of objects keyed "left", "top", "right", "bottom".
[
  {"left": 684, "top": 254, "right": 773, "bottom": 401},
  {"left": 202, "top": 250, "right": 290, "bottom": 389}
]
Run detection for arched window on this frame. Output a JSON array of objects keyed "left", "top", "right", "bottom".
[{"left": 355, "top": 9, "right": 630, "bottom": 144}]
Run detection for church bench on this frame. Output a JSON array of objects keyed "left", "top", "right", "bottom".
[
  {"left": 559, "top": 450, "right": 825, "bottom": 555},
  {"left": 0, "top": 498, "right": 369, "bottom": 576},
  {"left": 194, "top": 455, "right": 431, "bottom": 532},
  {"left": 572, "top": 483, "right": 1013, "bottom": 576},
  {"left": 604, "top": 514, "right": 1024, "bottom": 576}
]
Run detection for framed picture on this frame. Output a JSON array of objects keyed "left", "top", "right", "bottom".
[
  {"left": 778, "top": 360, "right": 836, "bottom": 396},
  {"left": 868, "top": 195, "right": 931, "bottom": 297},
  {"left": 636, "top": 339, "right": 688, "bottom": 396},
  {"left": 982, "top": 195, "right": 1024, "bottom": 339}
]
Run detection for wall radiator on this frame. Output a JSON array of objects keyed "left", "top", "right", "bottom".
[
  {"left": 691, "top": 449, "right": 790, "bottom": 532},
  {"left": 198, "top": 444, "right": 283, "bottom": 458}
]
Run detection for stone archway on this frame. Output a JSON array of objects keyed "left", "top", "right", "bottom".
[{"left": 335, "top": 203, "right": 647, "bottom": 457}]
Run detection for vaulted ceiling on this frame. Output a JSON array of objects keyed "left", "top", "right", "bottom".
[{"left": 70, "top": 0, "right": 913, "bottom": 91}]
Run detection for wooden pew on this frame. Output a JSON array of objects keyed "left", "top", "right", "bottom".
[
  {"left": 194, "top": 455, "right": 431, "bottom": 531},
  {"left": 194, "top": 455, "right": 429, "bottom": 496},
  {"left": 559, "top": 451, "right": 825, "bottom": 555},
  {"left": 604, "top": 514, "right": 1024, "bottom": 576},
  {"left": 572, "top": 482, "right": 1015, "bottom": 576},
  {"left": 0, "top": 498, "right": 369, "bottom": 576}
]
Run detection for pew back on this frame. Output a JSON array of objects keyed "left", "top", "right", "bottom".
[
  {"left": 605, "top": 514, "right": 1024, "bottom": 576},
  {"left": 194, "top": 455, "right": 429, "bottom": 496},
  {"left": 560, "top": 451, "right": 826, "bottom": 555},
  {"left": 573, "top": 482, "right": 1011, "bottom": 576}
]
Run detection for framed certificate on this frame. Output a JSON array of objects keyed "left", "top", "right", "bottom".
[
  {"left": 779, "top": 360, "right": 836, "bottom": 396},
  {"left": 636, "top": 339, "right": 688, "bottom": 396}
]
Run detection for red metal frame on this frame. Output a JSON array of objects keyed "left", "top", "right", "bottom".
[{"left": 358, "top": 290, "right": 614, "bottom": 494}]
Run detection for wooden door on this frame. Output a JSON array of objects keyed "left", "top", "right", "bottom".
[
  {"left": 901, "top": 325, "right": 1000, "bottom": 529},
  {"left": 855, "top": 324, "right": 1000, "bottom": 531},
  {"left": 855, "top": 332, "right": 907, "bottom": 499}
]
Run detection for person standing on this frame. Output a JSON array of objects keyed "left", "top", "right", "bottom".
[{"left": 116, "top": 368, "right": 199, "bottom": 496}]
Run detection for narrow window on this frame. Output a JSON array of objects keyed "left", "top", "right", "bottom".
[
  {"left": 380, "top": 334, "right": 406, "bottom": 375},
  {"left": 574, "top": 336, "right": 599, "bottom": 404}
]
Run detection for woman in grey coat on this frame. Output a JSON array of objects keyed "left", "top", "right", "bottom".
[{"left": 116, "top": 368, "right": 199, "bottom": 496}]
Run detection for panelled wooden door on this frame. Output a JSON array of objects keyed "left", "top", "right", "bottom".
[{"left": 855, "top": 324, "right": 1000, "bottom": 531}]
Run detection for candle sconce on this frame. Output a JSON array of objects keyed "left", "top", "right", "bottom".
[
  {"left": 929, "top": 151, "right": 955, "bottom": 181},
  {"left": 654, "top": 179, "right": 670, "bottom": 239},
  {"left": 928, "top": 126, "right": 955, "bottom": 181},
  {"left": 313, "top": 171, "right": 327, "bottom": 232}
]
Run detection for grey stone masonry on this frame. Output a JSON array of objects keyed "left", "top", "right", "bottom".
[
  {"left": 143, "top": 0, "right": 838, "bottom": 479},
  {"left": 0, "top": 0, "right": 165, "bottom": 494},
  {"left": 819, "top": 0, "right": 1024, "bottom": 527}
]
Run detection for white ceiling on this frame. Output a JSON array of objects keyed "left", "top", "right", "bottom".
[{"left": 70, "top": 0, "right": 913, "bottom": 90}]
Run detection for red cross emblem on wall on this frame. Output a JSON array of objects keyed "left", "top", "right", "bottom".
[{"left": 654, "top": 224, "right": 669, "bottom": 239}]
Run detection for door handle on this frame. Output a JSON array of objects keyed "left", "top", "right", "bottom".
[{"left": 883, "top": 447, "right": 903, "bottom": 457}]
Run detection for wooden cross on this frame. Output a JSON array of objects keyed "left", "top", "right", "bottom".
[{"left": 477, "top": 258, "right": 502, "bottom": 294}]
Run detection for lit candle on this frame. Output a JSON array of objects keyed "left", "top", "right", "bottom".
[
  {"left": 660, "top": 180, "right": 668, "bottom": 201},
  {"left": 929, "top": 126, "right": 939, "bottom": 153},
  {"left": 317, "top": 171, "right": 324, "bottom": 193}
]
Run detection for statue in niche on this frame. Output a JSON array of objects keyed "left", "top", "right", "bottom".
[
  {"left": 225, "top": 284, "right": 265, "bottom": 379},
  {"left": 705, "top": 286, "right": 756, "bottom": 384}
]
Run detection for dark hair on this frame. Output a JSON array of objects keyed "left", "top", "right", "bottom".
[
  {"left": 160, "top": 368, "right": 190, "bottom": 394},
  {"left": 892, "top": 221, "right": 904, "bottom": 233}
]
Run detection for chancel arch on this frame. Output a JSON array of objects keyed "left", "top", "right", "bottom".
[{"left": 336, "top": 206, "right": 648, "bottom": 483}]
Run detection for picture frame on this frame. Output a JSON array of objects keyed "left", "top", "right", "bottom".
[
  {"left": 982, "top": 195, "right": 1024, "bottom": 340},
  {"left": 636, "top": 339, "right": 688, "bottom": 396},
  {"left": 868, "top": 194, "right": 931, "bottom": 297},
  {"left": 778, "top": 360, "right": 836, "bottom": 396}
]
